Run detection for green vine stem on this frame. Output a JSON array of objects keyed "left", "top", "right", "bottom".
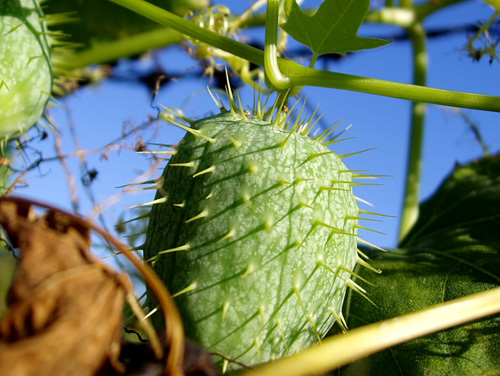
[
  {"left": 278, "top": 60, "right": 500, "bottom": 111},
  {"left": 399, "top": 21, "right": 428, "bottom": 242},
  {"left": 108, "top": 0, "right": 500, "bottom": 112}
]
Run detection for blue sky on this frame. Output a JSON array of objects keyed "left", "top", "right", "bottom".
[{"left": 17, "top": 0, "right": 500, "bottom": 253}]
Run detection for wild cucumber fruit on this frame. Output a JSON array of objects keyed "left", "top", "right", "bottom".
[
  {"left": 0, "top": 0, "right": 52, "bottom": 138},
  {"left": 144, "top": 98, "right": 370, "bottom": 370}
]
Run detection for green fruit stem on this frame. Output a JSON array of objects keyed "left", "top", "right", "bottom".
[{"left": 108, "top": 0, "right": 500, "bottom": 112}]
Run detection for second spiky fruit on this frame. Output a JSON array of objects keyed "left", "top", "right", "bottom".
[
  {"left": 0, "top": 0, "right": 53, "bottom": 138},
  {"left": 145, "top": 109, "right": 360, "bottom": 370}
]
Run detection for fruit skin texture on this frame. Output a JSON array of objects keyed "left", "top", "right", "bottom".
[
  {"left": 145, "top": 111, "right": 359, "bottom": 369},
  {"left": 0, "top": 0, "right": 52, "bottom": 138}
]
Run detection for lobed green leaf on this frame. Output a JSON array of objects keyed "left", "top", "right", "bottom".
[{"left": 281, "top": 0, "right": 390, "bottom": 58}]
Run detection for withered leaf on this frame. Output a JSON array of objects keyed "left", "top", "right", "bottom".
[
  {"left": 0, "top": 200, "right": 130, "bottom": 376},
  {"left": 0, "top": 198, "right": 223, "bottom": 376}
]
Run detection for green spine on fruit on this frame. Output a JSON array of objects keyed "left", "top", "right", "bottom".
[
  {"left": 144, "top": 97, "right": 367, "bottom": 370},
  {"left": 0, "top": 0, "right": 53, "bottom": 138}
]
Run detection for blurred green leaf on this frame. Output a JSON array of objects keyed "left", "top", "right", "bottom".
[
  {"left": 341, "top": 154, "right": 500, "bottom": 375},
  {"left": 45, "top": 0, "right": 209, "bottom": 48},
  {"left": 0, "top": 248, "right": 16, "bottom": 319}
]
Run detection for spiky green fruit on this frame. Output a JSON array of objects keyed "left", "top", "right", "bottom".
[
  {"left": 0, "top": 0, "right": 52, "bottom": 138},
  {"left": 145, "top": 108, "right": 361, "bottom": 370}
]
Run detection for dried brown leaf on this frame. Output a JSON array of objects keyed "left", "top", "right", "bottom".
[
  {"left": 0, "top": 197, "right": 206, "bottom": 375},
  {"left": 0, "top": 200, "right": 130, "bottom": 376}
]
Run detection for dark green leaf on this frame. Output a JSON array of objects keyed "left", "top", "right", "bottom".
[
  {"left": 340, "top": 154, "right": 500, "bottom": 375},
  {"left": 281, "top": 0, "right": 390, "bottom": 57},
  {"left": 401, "top": 154, "right": 500, "bottom": 251}
]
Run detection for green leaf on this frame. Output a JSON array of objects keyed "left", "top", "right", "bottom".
[
  {"left": 44, "top": 0, "right": 208, "bottom": 48},
  {"left": 281, "top": 0, "right": 390, "bottom": 58},
  {"left": 340, "top": 154, "right": 500, "bottom": 375}
]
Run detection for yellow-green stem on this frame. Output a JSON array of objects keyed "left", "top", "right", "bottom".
[{"left": 240, "top": 286, "right": 500, "bottom": 376}]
